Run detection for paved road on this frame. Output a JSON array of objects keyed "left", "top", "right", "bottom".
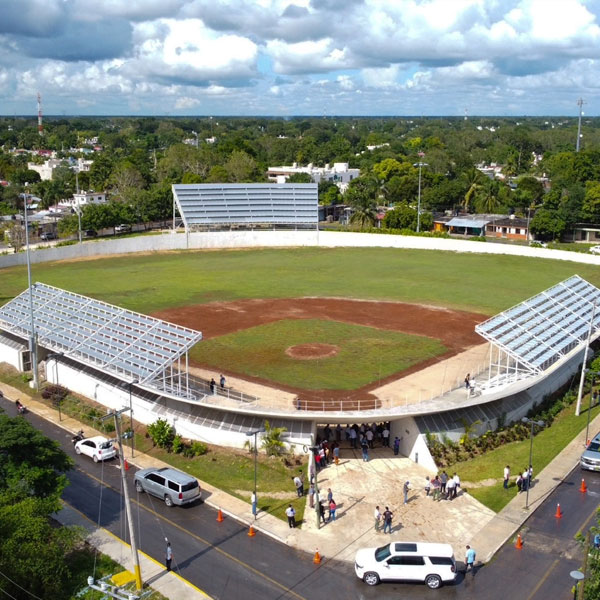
[{"left": 5, "top": 398, "right": 596, "bottom": 599}]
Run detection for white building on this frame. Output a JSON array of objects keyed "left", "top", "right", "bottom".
[
  {"left": 59, "top": 191, "right": 106, "bottom": 210},
  {"left": 267, "top": 162, "right": 360, "bottom": 193},
  {"left": 27, "top": 159, "right": 63, "bottom": 181}
]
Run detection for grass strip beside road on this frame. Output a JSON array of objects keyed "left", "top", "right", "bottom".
[{"left": 457, "top": 399, "right": 600, "bottom": 513}]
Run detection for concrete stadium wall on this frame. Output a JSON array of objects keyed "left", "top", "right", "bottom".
[{"left": 1, "top": 229, "right": 600, "bottom": 270}]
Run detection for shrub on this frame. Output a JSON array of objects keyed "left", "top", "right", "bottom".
[
  {"left": 190, "top": 441, "right": 208, "bottom": 456},
  {"left": 147, "top": 418, "right": 174, "bottom": 449},
  {"left": 41, "top": 384, "right": 69, "bottom": 402},
  {"left": 172, "top": 435, "right": 183, "bottom": 454}
]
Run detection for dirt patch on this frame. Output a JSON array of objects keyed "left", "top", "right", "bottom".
[
  {"left": 153, "top": 297, "right": 486, "bottom": 409},
  {"left": 285, "top": 343, "right": 339, "bottom": 360}
]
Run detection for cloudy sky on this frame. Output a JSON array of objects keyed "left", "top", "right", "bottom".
[{"left": 1, "top": 0, "right": 600, "bottom": 116}]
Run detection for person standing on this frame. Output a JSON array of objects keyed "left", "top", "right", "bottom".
[
  {"left": 308, "top": 482, "right": 315, "bottom": 508},
  {"left": 209, "top": 378, "right": 216, "bottom": 394},
  {"left": 326, "top": 487, "right": 333, "bottom": 504},
  {"left": 464, "top": 373, "right": 470, "bottom": 390},
  {"left": 374, "top": 505, "right": 382, "bottom": 531},
  {"left": 440, "top": 471, "right": 448, "bottom": 497},
  {"left": 219, "top": 374, "right": 226, "bottom": 389},
  {"left": 382, "top": 426, "right": 390, "bottom": 447},
  {"left": 365, "top": 428, "right": 374, "bottom": 449},
  {"left": 465, "top": 545, "right": 476, "bottom": 574},
  {"left": 382, "top": 506, "right": 393, "bottom": 534},
  {"left": 318, "top": 500, "right": 326, "bottom": 524},
  {"left": 403, "top": 480, "right": 410, "bottom": 505},
  {"left": 333, "top": 443, "right": 340, "bottom": 465},
  {"left": 452, "top": 473, "right": 460, "bottom": 499},
  {"left": 251, "top": 491, "right": 258, "bottom": 517},
  {"left": 293, "top": 474, "right": 304, "bottom": 497},
  {"left": 361, "top": 437, "right": 369, "bottom": 462},
  {"left": 393, "top": 436, "right": 400, "bottom": 455},
  {"left": 446, "top": 476, "right": 455, "bottom": 501},
  {"left": 503, "top": 465, "right": 510, "bottom": 490},
  {"left": 285, "top": 504, "right": 296, "bottom": 528},
  {"left": 165, "top": 541, "right": 173, "bottom": 572},
  {"left": 328, "top": 498, "right": 337, "bottom": 522},
  {"left": 424, "top": 476, "right": 431, "bottom": 497},
  {"left": 349, "top": 427, "right": 357, "bottom": 449},
  {"left": 432, "top": 475, "right": 441, "bottom": 501},
  {"left": 528, "top": 464, "right": 533, "bottom": 488}
]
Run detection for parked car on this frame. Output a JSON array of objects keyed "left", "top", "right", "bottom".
[
  {"left": 590, "top": 246, "right": 600, "bottom": 255},
  {"left": 355, "top": 542, "right": 457, "bottom": 589},
  {"left": 84, "top": 229, "right": 98, "bottom": 238},
  {"left": 134, "top": 467, "right": 201, "bottom": 507},
  {"left": 581, "top": 432, "right": 600, "bottom": 471},
  {"left": 115, "top": 224, "right": 132, "bottom": 233},
  {"left": 74, "top": 436, "right": 117, "bottom": 463},
  {"left": 40, "top": 231, "right": 57, "bottom": 241}
]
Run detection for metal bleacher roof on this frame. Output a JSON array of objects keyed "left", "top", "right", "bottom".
[
  {"left": 475, "top": 275, "right": 600, "bottom": 373},
  {"left": 172, "top": 182, "right": 318, "bottom": 229},
  {"left": 0, "top": 283, "right": 202, "bottom": 389}
]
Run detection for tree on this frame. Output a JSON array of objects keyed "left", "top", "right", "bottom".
[
  {"left": 4, "top": 222, "right": 25, "bottom": 253},
  {"left": 350, "top": 204, "right": 377, "bottom": 229},
  {"left": 383, "top": 204, "right": 418, "bottom": 230},
  {"left": 530, "top": 208, "right": 566, "bottom": 241},
  {"left": 287, "top": 172, "right": 313, "bottom": 183},
  {"left": 224, "top": 150, "right": 261, "bottom": 182},
  {"left": 0, "top": 414, "right": 80, "bottom": 600},
  {"left": 582, "top": 181, "right": 600, "bottom": 223}
]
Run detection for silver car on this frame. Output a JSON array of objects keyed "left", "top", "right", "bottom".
[
  {"left": 581, "top": 433, "right": 600, "bottom": 471},
  {"left": 134, "top": 467, "right": 201, "bottom": 507}
]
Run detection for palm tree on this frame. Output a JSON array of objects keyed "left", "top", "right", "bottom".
[
  {"left": 474, "top": 178, "right": 502, "bottom": 213},
  {"left": 350, "top": 205, "right": 377, "bottom": 229},
  {"left": 461, "top": 168, "right": 484, "bottom": 212}
]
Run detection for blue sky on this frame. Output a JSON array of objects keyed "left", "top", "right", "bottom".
[{"left": 1, "top": 0, "right": 600, "bottom": 116}]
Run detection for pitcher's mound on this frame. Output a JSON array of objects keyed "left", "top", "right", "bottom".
[{"left": 285, "top": 343, "right": 339, "bottom": 360}]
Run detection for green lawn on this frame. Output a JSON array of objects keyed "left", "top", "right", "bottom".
[
  {"left": 458, "top": 400, "right": 600, "bottom": 512},
  {"left": 1, "top": 247, "right": 599, "bottom": 316},
  {"left": 191, "top": 318, "right": 446, "bottom": 389}
]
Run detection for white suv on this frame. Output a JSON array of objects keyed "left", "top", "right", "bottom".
[{"left": 355, "top": 542, "right": 457, "bottom": 589}]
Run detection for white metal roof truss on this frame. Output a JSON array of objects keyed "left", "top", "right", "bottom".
[
  {"left": 0, "top": 283, "right": 202, "bottom": 396},
  {"left": 476, "top": 275, "right": 600, "bottom": 375}
]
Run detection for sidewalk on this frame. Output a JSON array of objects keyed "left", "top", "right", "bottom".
[{"left": 3, "top": 380, "right": 597, "bottom": 579}]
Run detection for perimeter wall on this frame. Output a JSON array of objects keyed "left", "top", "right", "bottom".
[{"left": 1, "top": 230, "right": 600, "bottom": 269}]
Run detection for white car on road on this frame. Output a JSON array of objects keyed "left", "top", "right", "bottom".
[
  {"left": 355, "top": 542, "right": 457, "bottom": 589},
  {"left": 74, "top": 436, "right": 117, "bottom": 463},
  {"left": 590, "top": 245, "right": 600, "bottom": 255}
]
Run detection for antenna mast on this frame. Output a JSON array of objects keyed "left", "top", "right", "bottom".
[
  {"left": 37, "top": 92, "right": 43, "bottom": 136},
  {"left": 576, "top": 97, "right": 585, "bottom": 152}
]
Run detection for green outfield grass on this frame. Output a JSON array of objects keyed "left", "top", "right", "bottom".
[
  {"left": 191, "top": 318, "right": 447, "bottom": 389},
  {"left": 1, "top": 247, "right": 599, "bottom": 316}
]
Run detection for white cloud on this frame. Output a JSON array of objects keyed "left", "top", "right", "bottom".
[{"left": 174, "top": 96, "right": 201, "bottom": 109}]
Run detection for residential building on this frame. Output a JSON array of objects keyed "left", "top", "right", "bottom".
[
  {"left": 267, "top": 162, "right": 360, "bottom": 192},
  {"left": 59, "top": 191, "right": 106, "bottom": 210}
]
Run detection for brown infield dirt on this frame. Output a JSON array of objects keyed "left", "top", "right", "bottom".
[{"left": 153, "top": 298, "right": 486, "bottom": 410}]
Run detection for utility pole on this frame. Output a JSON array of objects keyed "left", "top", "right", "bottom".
[
  {"left": 576, "top": 301, "right": 597, "bottom": 416},
  {"left": 23, "top": 187, "right": 39, "bottom": 390},
  {"left": 101, "top": 408, "right": 142, "bottom": 591},
  {"left": 576, "top": 98, "right": 586, "bottom": 152}
]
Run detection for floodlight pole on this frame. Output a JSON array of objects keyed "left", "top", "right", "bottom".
[
  {"left": 576, "top": 301, "right": 597, "bottom": 416},
  {"left": 246, "top": 426, "right": 265, "bottom": 519},
  {"left": 576, "top": 98, "right": 585, "bottom": 152},
  {"left": 413, "top": 157, "right": 428, "bottom": 233},
  {"left": 23, "top": 190, "right": 39, "bottom": 391},
  {"left": 102, "top": 407, "right": 142, "bottom": 591}
]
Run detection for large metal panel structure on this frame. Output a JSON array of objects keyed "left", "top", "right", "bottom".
[
  {"left": 476, "top": 275, "right": 600, "bottom": 384},
  {"left": 172, "top": 183, "right": 318, "bottom": 230},
  {"left": 0, "top": 283, "right": 202, "bottom": 399}
]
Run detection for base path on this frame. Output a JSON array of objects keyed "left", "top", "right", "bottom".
[{"left": 154, "top": 297, "right": 486, "bottom": 407}]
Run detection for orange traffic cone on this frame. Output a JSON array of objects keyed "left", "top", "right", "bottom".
[
  {"left": 555, "top": 503, "right": 563, "bottom": 518},
  {"left": 124, "top": 459, "right": 129, "bottom": 471},
  {"left": 580, "top": 479, "right": 588, "bottom": 493},
  {"left": 247, "top": 525, "right": 256, "bottom": 537},
  {"left": 515, "top": 534, "right": 523, "bottom": 549},
  {"left": 313, "top": 549, "right": 321, "bottom": 564},
  {"left": 217, "top": 508, "right": 224, "bottom": 523}
]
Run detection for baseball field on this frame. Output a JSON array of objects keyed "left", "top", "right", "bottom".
[{"left": 1, "top": 247, "right": 598, "bottom": 397}]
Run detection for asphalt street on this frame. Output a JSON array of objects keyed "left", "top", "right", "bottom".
[{"left": 5, "top": 398, "right": 597, "bottom": 599}]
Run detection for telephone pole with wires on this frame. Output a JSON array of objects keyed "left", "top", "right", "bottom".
[
  {"left": 96, "top": 407, "right": 143, "bottom": 592},
  {"left": 576, "top": 97, "right": 586, "bottom": 152}
]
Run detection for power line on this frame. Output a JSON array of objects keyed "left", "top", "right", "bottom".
[{"left": 0, "top": 569, "right": 44, "bottom": 600}]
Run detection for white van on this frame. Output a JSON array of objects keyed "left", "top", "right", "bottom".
[{"left": 355, "top": 541, "right": 457, "bottom": 589}]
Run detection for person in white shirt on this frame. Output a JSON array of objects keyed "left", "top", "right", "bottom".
[
  {"left": 446, "top": 477, "right": 456, "bottom": 501},
  {"left": 285, "top": 504, "right": 296, "bottom": 528},
  {"left": 382, "top": 426, "right": 390, "bottom": 447},
  {"left": 365, "top": 428, "right": 374, "bottom": 449},
  {"left": 374, "top": 506, "right": 382, "bottom": 531},
  {"left": 503, "top": 465, "right": 510, "bottom": 490}
]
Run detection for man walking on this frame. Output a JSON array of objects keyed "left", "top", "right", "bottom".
[
  {"left": 465, "top": 545, "right": 476, "bottom": 574},
  {"left": 286, "top": 504, "right": 296, "bottom": 528},
  {"left": 403, "top": 480, "right": 410, "bottom": 505},
  {"left": 308, "top": 482, "right": 315, "bottom": 508},
  {"left": 219, "top": 374, "right": 226, "bottom": 389},
  {"left": 382, "top": 425, "right": 390, "bottom": 447},
  {"left": 374, "top": 505, "right": 382, "bottom": 531},
  {"left": 382, "top": 506, "right": 393, "bottom": 534},
  {"left": 165, "top": 541, "right": 173, "bottom": 572},
  {"left": 446, "top": 476, "right": 455, "bottom": 501},
  {"left": 440, "top": 471, "right": 448, "bottom": 497},
  {"left": 503, "top": 465, "right": 510, "bottom": 490}
]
